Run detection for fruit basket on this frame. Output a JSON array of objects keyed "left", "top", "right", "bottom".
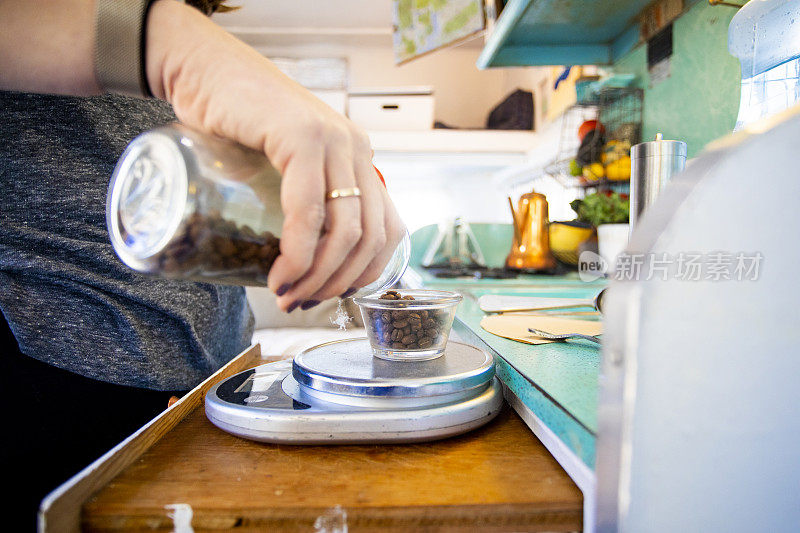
[{"left": 544, "top": 87, "right": 643, "bottom": 192}]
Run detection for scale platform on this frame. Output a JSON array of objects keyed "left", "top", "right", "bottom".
[{"left": 205, "top": 338, "right": 502, "bottom": 444}]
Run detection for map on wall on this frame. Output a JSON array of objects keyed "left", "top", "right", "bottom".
[{"left": 392, "top": 0, "right": 485, "bottom": 65}]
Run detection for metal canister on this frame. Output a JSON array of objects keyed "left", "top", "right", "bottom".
[{"left": 629, "top": 133, "right": 687, "bottom": 232}]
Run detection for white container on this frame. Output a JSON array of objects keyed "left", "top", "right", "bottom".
[
  {"left": 597, "top": 223, "right": 630, "bottom": 275},
  {"left": 348, "top": 87, "right": 434, "bottom": 131}
]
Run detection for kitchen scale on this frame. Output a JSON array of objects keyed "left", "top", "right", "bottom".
[{"left": 205, "top": 338, "right": 502, "bottom": 444}]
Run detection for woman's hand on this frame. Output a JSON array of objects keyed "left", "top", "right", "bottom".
[{"left": 146, "top": 1, "right": 405, "bottom": 311}]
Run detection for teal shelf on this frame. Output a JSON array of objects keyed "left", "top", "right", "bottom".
[{"left": 477, "top": 0, "right": 651, "bottom": 68}]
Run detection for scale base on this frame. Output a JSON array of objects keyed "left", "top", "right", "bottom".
[{"left": 205, "top": 339, "right": 502, "bottom": 444}]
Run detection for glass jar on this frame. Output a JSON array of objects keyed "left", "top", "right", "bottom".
[{"left": 106, "top": 123, "right": 409, "bottom": 291}]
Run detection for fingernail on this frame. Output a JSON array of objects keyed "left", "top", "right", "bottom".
[
  {"left": 300, "top": 300, "right": 320, "bottom": 310},
  {"left": 286, "top": 301, "right": 301, "bottom": 313},
  {"left": 340, "top": 287, "right": 357, "bottom": 298},
  {"left": 276, "top": 283, "right": 292, "bottom": 297}
]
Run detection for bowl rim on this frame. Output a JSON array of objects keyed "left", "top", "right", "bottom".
[
  {"left": 549, "top": 220, "right": 594, "bottom": 229},
  {"left": 354, "top": 288, "right": 462, "bottom": 308}
]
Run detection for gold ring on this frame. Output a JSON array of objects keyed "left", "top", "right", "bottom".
[{"left": 326, "top": 187, "right": 361, "bottom": 200}]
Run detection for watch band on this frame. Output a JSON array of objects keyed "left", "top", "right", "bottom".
[{"left": 94, "top": 0, "right": 155, "bottom": 97}]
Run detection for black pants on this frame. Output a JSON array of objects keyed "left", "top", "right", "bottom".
[{"left": 0, "top": 312, "right": 187, "bottom": 532}]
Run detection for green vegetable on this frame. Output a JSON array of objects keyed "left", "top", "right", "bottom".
[{"left": 570, "top": 192, "right": 629, "bottom": 226}]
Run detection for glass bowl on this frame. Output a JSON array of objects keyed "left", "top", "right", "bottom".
[{"left": 354, "top": 289, "right": 462, "bottom": 361}]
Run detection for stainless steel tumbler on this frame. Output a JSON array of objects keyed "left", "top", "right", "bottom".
[{"left": 630, "top": 133, "right": 687, "bottom": 233}]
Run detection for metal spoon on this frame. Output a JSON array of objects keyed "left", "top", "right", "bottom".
[
  {"left": 480, "top": 288, "right": 606, "bottom": 314},
  {"left": 527, "top": 328, "right": 602, "bottom": 344}
]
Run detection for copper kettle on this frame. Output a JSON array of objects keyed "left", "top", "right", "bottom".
[{"left": 506, "top": 190, "right": 556, "bottom": 271}]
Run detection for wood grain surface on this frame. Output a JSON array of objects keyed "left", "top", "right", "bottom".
[
  {"left": 40, "top": 344, "right": 266, "bottom": 533},
  {"left": 81, "top": 352, "right": 583, "bottom": 532}
]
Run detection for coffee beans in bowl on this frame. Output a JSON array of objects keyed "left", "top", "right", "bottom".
[{"left": 354, "top": 289, "right": 462, "bottom": 361}]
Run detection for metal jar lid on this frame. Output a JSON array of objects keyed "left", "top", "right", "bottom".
[
  {"left": 292, "top": 338, "right": 495, "bottom": 404},
  {"left": 630, "top": 133, "right": 688, "bottom": 160},
  {"left": 106, "top": 130, "right": 189, "bottom": 271}
]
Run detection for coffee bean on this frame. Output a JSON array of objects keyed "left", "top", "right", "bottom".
[
  {"left": 239, "top": 244, "right": 257, "bottom": 261},
  {"left": 215, "top": 238, "right": 236, "bottom": 257},
  {"left": 379, "top": 291, "right": 401, "bottom": 300},
  {"left": 240, "top": 225, "right": 256, "bottom": 239},
  {"left": 401, "top": 334, "right": 417, "bottom": 345}
]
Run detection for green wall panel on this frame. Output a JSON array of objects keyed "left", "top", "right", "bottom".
[{"left": 613, "top": 1, "right": 742, "bottom": 158}]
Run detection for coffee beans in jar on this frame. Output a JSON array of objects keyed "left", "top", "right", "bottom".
[
  {"left": 355, "top": 289, "right": 463, "bottom": 361},
  {"left": 108, "top": 123, "right": 409, "bottom": 289},
  {"left": 157, "top": 211, "right": 280, "bottom": 284}
]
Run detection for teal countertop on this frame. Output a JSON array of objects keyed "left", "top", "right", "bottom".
[
  {"left": 410, "top": 223, "right": 605, "bottom": 469},
  {"left": 416, "top": 268, "right": 605, "bottom": 469}
]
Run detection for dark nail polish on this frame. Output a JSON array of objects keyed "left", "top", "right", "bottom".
[
  {"left": 340, "top": 287, "right": 357, "bottom": 298},
  {"left": 300, "top": 300, "right": 321, "bottom": 310},
  {"left": 286, "top": 301, "right": 301, "bottom": 313},
  {"left": 276, "top": 283, "right": 291, "bottom": 296}
]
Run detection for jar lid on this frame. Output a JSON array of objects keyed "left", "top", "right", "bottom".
[
  {"left": 631, "top": 133, "right": 688, "bottom": 160},
  {"left": 106, "top": 131, "right": 188, "bottom": 271}
]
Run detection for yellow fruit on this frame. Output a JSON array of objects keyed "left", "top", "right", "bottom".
[
  {"left": 601, "top": 140, "right": 631, "bottom": 165},
  {"left": 583, "top": 162, "right": 605, "bottom": 180},
  {"left": 606, "top": 156, "right": 631, "bottom": 180}
]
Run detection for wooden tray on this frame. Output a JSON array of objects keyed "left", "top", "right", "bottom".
[{"left": 41, "top": 343, "right": 582, "bottom": 532}]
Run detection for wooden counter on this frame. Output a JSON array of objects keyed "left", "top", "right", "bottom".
[{"left": 44, "top": 345, "right": 582, "bottom": 532}]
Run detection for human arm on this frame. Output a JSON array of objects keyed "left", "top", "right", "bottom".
[
  {"left": 0, "top": 0, "right": 100, "bottom": 95},
  {"left": 0, "top": 0, "right": 405, "bottom": 311}
]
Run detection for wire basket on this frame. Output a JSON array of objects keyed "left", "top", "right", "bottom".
[{"left": 545, "top": 87, "right": 643, "bottom": 191}]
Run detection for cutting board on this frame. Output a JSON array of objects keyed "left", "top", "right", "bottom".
[
  {"left": 481, "top": 314, "right": 602, "bottom": 345},
  {"left": 69, "top": 347, "right": 583, "bottom": 532}
]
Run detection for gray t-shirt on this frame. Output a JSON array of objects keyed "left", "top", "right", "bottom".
[{"left": 0, "top": 91, "right": 254, "bottom": 390}]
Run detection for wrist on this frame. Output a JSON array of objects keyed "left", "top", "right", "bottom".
[
  {"left": 144, "top": 0, "right": 207, "bottom": 101},
  {"left": 143, "top": 0, "right": 293, "bottom": 148}
]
